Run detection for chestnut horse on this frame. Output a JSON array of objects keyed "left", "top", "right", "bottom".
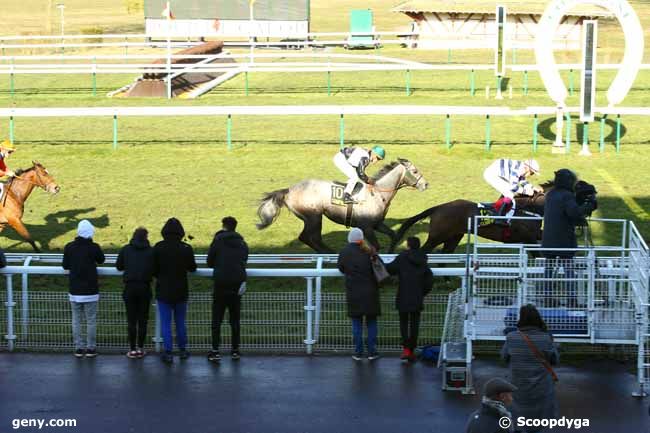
[{"left": 0, "top": 161, "right": 60, "bottom": 252}]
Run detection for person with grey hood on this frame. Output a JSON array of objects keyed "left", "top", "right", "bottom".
[
  {"left": 116, "top": 227, "right": 154, "bottom": 359},
  {"left": 386, "top": 236, "right": 433, "bottom": 362},
  {"left": 62, "top": 220, "right": 105, "bottom": 358},
  {"left": 465, "top": 378, "right": 517, "bottom": 433}
]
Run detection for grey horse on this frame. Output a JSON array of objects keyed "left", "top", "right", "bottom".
[{"left": 256, "top": 159, "right": 428, "bottom": 252}]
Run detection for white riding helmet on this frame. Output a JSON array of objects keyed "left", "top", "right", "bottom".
[{"left": 524, "top": 159, "right": 540, "bottom": 174}]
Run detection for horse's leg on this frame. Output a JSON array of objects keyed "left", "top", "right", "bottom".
[
  {"left": 7, "top": 216, "right": 39, "bottom": 252},
  {"left": 441, "top": 234, "right": 464, "bottom": 253},
  {"left": 307, "top": 216, "right": 334, "bottom": 253},
  {"left": 363, "top": 228, "right": 381, "bottom": 251},
  {"left": 374, "top": 221, "right": 397, "bottom": 249}
]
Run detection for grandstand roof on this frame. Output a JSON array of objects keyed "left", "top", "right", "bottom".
[{"left": 391, "top": 0, "right": 613, "bottom": 17}]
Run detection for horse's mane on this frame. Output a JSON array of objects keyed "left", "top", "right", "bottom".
[
  {"left": 15, "top": 166, "right": 34, "bottom": 177},
  {"left": 371, "top": 161, "right": 401, "bottom": 182}
]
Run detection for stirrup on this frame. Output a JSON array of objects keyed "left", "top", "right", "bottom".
[{"left": 343, "top": 193, "right": 357, "bottom": 204}]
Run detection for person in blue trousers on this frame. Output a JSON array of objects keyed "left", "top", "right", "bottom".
[{"left": 152, "top": 218, "right": 197, "bottom": 364}]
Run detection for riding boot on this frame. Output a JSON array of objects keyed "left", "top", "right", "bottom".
[
  {"left": 495, "top": 202, "right": 510, "bottom": 226},
  {"left": 343, "top": 193, "right": 356, "bottom": 204}
]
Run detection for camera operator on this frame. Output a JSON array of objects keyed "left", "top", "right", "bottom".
[{"left": 541, "top": 169, "right": 597, "bottom": 307}]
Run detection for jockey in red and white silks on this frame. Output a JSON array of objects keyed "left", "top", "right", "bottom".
[{"left": 483, "top": 158, "right": 541, "bottom": 219}]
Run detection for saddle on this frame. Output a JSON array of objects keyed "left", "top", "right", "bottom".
[
  {"left": 332, "top": 182, "right": 367, "bottom": 228},
  {"left": 476, "top": 199, "right": 512, "bottom": 227}
]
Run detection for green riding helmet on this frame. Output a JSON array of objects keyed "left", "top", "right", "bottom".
[{"left": 371, "top": 146, "right": 386, "bottom": 160}]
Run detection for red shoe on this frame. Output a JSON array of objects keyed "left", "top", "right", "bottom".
[
  {"left": 400, "top": 347, "right": 410, "bottom": 360},
  {"left": 408, "top": 349, "right": 417, "bottom": 362}
]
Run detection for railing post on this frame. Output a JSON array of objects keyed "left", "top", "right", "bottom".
[
  {"left": 616, "top": 114, "right": 621, "bottom": 153},
  {"left": 245, "top": 71, "right": 249, "bottom": 96},
  {"left": 405, "top": 69, "right": 411, "bottom": 96},
  {"left": 304, "top": 277, "right": 315, "bottom": 354},
  {"left": 599, "top": 114, "right": 607, "bottom": 153},
  {"left": 485, "top": 114, "right": 491, "bottom": 151},
  {"left": 523, "top": 70, "right": 528, "bottom": 96},
  {"left": 112, "top": 114, "right": 118, "bottom": 150},
  {"left": 445, "top": 114, "right": 451, "bottom": 149},
  {"left": 9, "top": 115, "right": 14, "bottom": 144},
  {"left": 227, "top": 114, "right": 232, "bottom": 150},
  {"left": 588, "top": 249, "right": 596, "bottom": 344},
  {"left": 532, "top": 113, "right": 538, "bottom": 153},
  {"left": 470, "top": 69, "right": 475, "bottom": 96},
  {"left": 314, "top": 257, "right": 323, "bottom": 341},
  {"left": 154, "top": 301, "right": 162, "bottom": 353},
  {"left": 339, "top": 113, "right": 345, "bottom": 149},
  {"left": 568, "top": 69, "right": 574, "bottom": 96},
  {"left": 10, "top": 57, "right": 15, "bottom": 98},
  {"left": 21, "top": 256, "right": 32, "bottom": 338},
  {"left": 92, "top": 57, "right": 97, "bottom": 97},
  {"left": 5, "top": 274, "right": 15, "bottom": 351},
  {"left": 565, "top": 112, "right": 572, "bottom": 152}
]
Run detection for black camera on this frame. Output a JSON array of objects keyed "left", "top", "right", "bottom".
[{"left": 575, "top": 181, "right": 598, "bottom": 215}]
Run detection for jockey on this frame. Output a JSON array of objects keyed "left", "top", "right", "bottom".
[
  {"left": 333, "top": 145, "right": 385, "bottom": 203},
  {"left": 483, "top": 158, "right": 541, "bottom": 221},
  {"left": 0, "top": 140, "right": 16, "bottom": 199}
]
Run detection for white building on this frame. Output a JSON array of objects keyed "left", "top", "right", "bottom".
[{"left": 392, "top": 0, "right": 611, "bottom": 49}]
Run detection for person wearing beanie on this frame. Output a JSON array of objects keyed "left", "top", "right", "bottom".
[
  {"left": 62, "top": 219, "right": 105, "bottom": 358},
  {"left": 116, "top": 227, "right": 154, "bottom": 359},
  {"left": 465, "top": 378, "right": 517, "bottom": 433},
  {"left": 152, "top": 217, "right": 197, "bottom": 364},
  {"left": 337, "top": 227, "right": 381, "bottom": 361}
]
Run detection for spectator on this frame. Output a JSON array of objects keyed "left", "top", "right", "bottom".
[
  {"left": 386, "top": 236, "right": 433, "bottom": 362},
  {"left": 337, "top": 227, "right": 381, "bottom": 361},
  {"left": 542, "top": 169, "right": 595, "bottom": 306},
  {"left": 62, "top": 220, "right": 105, "bottom": 358},
  {"left": 153, "top": 218, "right": 197, "bottom": 364},
  {"left": 207, "top": 216, "right": 249, "bottom": 363},
  {"left": 465, "top": 378, "right": 517, "bottom": 433},
  {"left": 501, "top": 305, "right": 559, "bottom": 433},
  {"left": 116, "top": 227, "right": 154, "bottom": 359}
]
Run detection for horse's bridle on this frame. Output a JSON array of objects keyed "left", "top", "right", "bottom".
[
  {"left": 12, "top": 168, "right": 49, "bottom": 190},
  {"left": 370, "top": 163, "right": 423, "bottom": 194}
]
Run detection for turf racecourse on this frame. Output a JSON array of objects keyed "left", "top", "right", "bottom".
[{"left": 1, "top": 1, "right": 650, "bottom": 289}]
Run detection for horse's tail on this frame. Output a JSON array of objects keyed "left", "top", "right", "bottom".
[
  {"left": 389, "top": 205, "right": 439, "bottom": 252},
  {"left": 256, "top": 188, "right": 289, "bottom": 230}
]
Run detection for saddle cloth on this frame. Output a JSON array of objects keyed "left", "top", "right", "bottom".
[{"left": 331, "top": 182, "right": 367, "bottom": 206}]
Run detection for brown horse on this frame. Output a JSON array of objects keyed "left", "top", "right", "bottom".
[
  {"left": 0, "top": 161, "right": 60, "bottom": 252},
  {"left": 389, "top": 185, "right": 553, "bottom": 253}
]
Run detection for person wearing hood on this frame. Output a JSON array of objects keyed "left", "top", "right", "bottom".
[
  {"left": 206, "top": 216, "right": 249, "bottom": 362},
  {"left": 465, "top": 378, "right": 517, "bottom": 433},
  {"left": 542, "top": 169, "right": 596, "bottom": 306},
  {"left": 62, "top": 219, "right": 105, "bottom": 358},
  {"left": 116, "top": 227, "right": 154, "bottom": 359},
  {"left": 386, "top": 237, "right": 433, "bottom": 362},
  {"left": 337, "top": 227, "right": 381, "bottom": 361},
  {"left": 152, "top": 217, "right": 197, "bottom": 364}
]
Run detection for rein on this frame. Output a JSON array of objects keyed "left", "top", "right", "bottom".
[{"left": 368, "top": 166, "right": 422, "bottom": 194}]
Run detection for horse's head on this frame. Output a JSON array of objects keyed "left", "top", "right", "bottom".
[
  {"left": 18, "top": 161, "right": 60, "bottom": 195},
  {"left": 398, "top": 158, "right": 428, "bottom": 191}
]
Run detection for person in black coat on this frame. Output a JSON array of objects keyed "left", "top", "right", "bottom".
[
  {"left": 386, "top": 237, "right": 433, "bottom": 362},
  {"left": 116, "top": 227, "right": 154, "bottom": 359},
  {"left": 0, "top": 247, "right": 6, "bottom": 268},
  {"left": 152, "top": 218, "right": 197, "bottom": 364},
  {"left": 465, "top": 378, "right": 517, "bottom": 433},
  {"left": 62, "top": 219, "right": 105, "bottom": 358},
  {"left": 206, "top": 216, "right": 249, "bottom": 362},
  {"left": 337, "top": 227, "right": 381, "bottom": 361},
  {"left": 541, "top": 169, "right": 595, "bottom": 306}
]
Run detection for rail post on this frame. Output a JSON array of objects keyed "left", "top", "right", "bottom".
[
  {"left": 339, "top": 113, "right": 345, "bottom": 149},
  {"left": 485, "top": 114, "right": 491, "bottom": 151},
  {"left": 447, "top": 48, "right": 452, "bottom": 64},
  {"left": 532, "top": 113, "right": 538, "bottom": 153},
  {"left": 91, "top": 56, "right": 97, "bottom": 97},
  {"left": 314, "top": 257, "right": 323, "bottom": 341},
  {"left": 304, "top": 277, "right": 315, "bottom": 354},
  {"left": 470, "top": 69, "right": 475, "bottom": 96},
  {"left": 445, "top": 114, "right": 451, "bottom": 149},
  {"left": 599, "top": 115, "right": 607, "bottom": 153},
  {"left": 245, "top": 71, "right": 249, "bottom": 96},
  {"left": 568, "top": 69, "right": 574, "bottom": 96},
  {"left": 10, "top": 57, "right": 15, "bottom": 98},
  {"left": 9, "top": 115, "right": 14, "bottom": 144},
  {"left": 5, "top": 274, "right": 15, "bottom": 351},
  {"left": 405, "top": 69, "right": 411, "bottom": 96},
  {"left": 112, "top": 114, "right": 118, "bottom": 150},
  {"left": 523, "top": 70, "right": 528, "bottom": 96},
  {"left": 227, "top": 114, "right": 233, "bottom": 150},
  {"left": 565, "top": 112, "right": 572, "bottom": 152},
  {"left": 616, "top": 114, "right": 621, "bottom": 153},
  {"left": 21, "top": 256, "right": 32, "bottom": 338}
]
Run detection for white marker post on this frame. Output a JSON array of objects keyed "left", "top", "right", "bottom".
[
  {"left": 163, "top": 1, "right": 173, "bottom": 99},
  {"left": 579, "top": 20, "right": 598, "bottom": 156},
  {"left": 249, "top": 0, "right": 256, "bottom": 64},
  {"left": 494, "top": 5, "right": 506, "bottom": 100}
]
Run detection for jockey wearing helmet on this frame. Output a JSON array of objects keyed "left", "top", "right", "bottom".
[
  {"left": 0, "top": 140, "right": 16, "bottom": 199},
  {"left": 483, "top": 158, "right": 542, "bottom": 220},
  {"left": 333, "top": 145, "right": 385, "bottom": 203}
]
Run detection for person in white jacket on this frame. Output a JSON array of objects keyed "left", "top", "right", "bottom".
[
  {"left": 333, "top": 146, "right": 385, "bottom": 203},
  {"left": 483, "top": 158, "right": 542, "bottom": 221}
]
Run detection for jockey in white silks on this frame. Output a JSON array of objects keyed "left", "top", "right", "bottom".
[
  {"left": 483, "top": 158, "right": 541, "bottom": 221},
  {"left": 333, "top": 146, "right": 385, "bottom": 203}
]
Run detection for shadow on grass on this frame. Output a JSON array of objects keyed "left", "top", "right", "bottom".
[
  {"left": 2, "top": 207, "right": 109, "bottom": 251},
  {"left": 538, "top": 115, "right": 628, "bottom": 145}
]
